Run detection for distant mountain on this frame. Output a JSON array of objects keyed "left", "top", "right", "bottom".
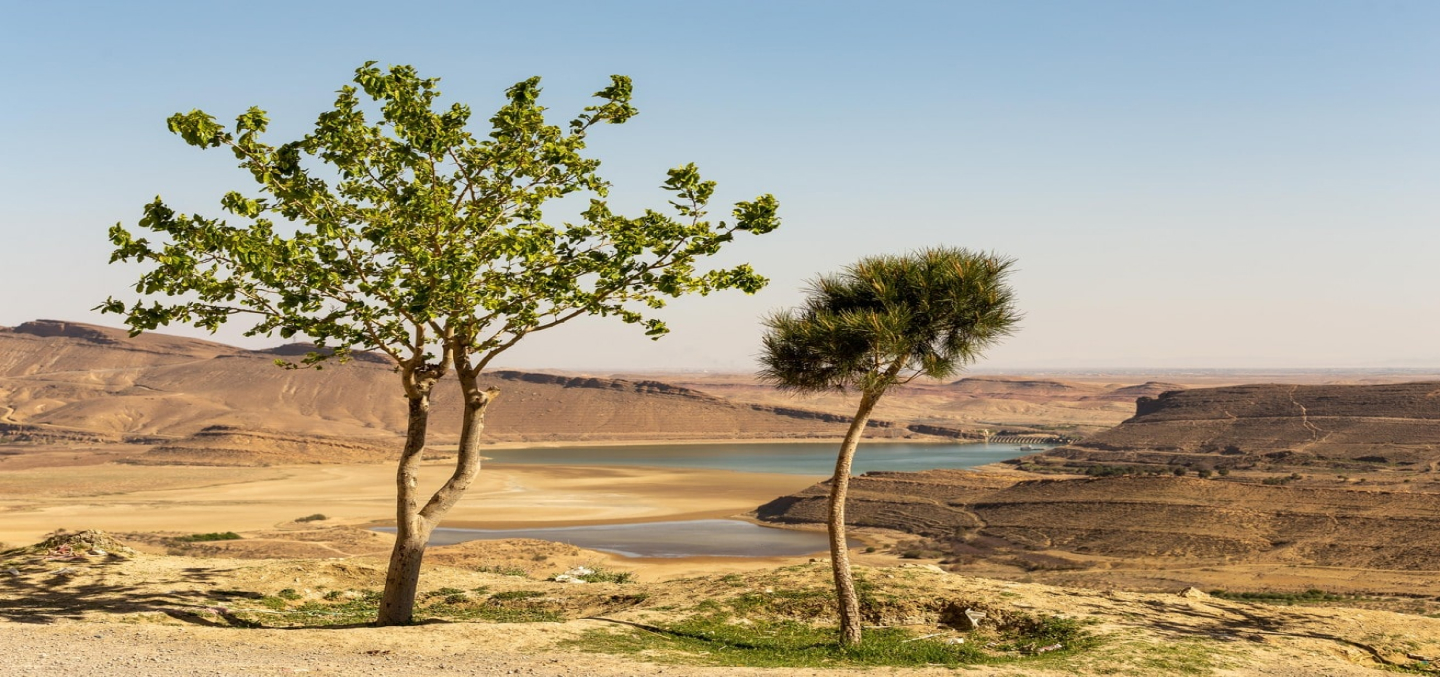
[
  {"left": 0, "top": 320, "right": 914, "bottom": 454},
  {"left": 943, "top": 376, "right": 1187, "bottom": 404}
]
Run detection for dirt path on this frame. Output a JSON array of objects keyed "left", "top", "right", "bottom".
[{"left": 0, "top": 618, "right": 1390, "bottom": 677}]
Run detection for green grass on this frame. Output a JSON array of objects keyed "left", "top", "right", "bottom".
[
  {"left": 1060, "top": 636, "right": 1230, "bottom": 676},
  {"left": 219, "top": 587, "right": 566, "bottom": 626},
  {"left": 554, "top": 567, "right": 635, "bottom": 584},
  {"left": 578, "top": 619, "right": 981, "bottom": 668},
  {"left": 568, "top": 583, "right": 1096, "bottom": 669},
  {"left": 1208, "top": 588, "right": 1361, "bottom": 605},
  {"left": 175, "top": 532, "right": 242, "bottom": 542},
  {"left": 572, "top": 613, "right": 1093, "bottom": 668},
  {"left": 475, "top": 564, "right": 529, "bottom": 577}
]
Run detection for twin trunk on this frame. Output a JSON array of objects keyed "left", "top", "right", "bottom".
[{"left": 376, "top": 372, "right": 497, "bottom": 626}]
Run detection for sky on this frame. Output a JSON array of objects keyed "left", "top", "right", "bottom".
[{"left": 1, "top": 1, "right": 1436, "bottom": 371}]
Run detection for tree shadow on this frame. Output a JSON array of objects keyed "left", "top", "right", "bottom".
[
  {"left": 1128, "top": 597, "right": 1412, "bottom": 667},
  {"left": 0, "top": 557, "right": 248, "bottom": 626}
]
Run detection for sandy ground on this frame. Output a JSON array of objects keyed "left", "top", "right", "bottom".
[
  {"left": 2, "top": 542, "right": 1432, "bottom": 677},
  {"left": 0, "top": 457, "right": 820, "bottom": 549}
]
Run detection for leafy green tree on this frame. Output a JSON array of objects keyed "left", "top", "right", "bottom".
[
  {"left": 757, "top": 247, "right": 1018, "bottom": 645},
  {"left": 101, "top": 62, "right": 779, "bottom": 625}
]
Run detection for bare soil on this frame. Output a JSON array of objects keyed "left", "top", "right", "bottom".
[{"left": 2, "top": 530, "right": 1437, "bottom": 676}]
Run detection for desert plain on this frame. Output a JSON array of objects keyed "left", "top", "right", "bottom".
[{"left": 4, "top": 321, "right": 1440, "bottom": 676}]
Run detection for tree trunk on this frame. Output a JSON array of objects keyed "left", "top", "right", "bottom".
[
  {"left": 375, "top": 359, "right": 498, "bottom": 626},
  {"left": 828, "top": 388, "right": 881, "bottom": 647},
  {"left": 377, "top": 389, "right": 434, "bottom": 626},
  {"left": 418, "top": 366, "right": 498, "bottom": 530}
]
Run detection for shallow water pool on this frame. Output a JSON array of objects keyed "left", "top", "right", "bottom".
[
  {"left": 377, "top": 519, "right": 850, "bottom": 558},
  {"left": 483, "top": 441, "right": 1045, "bottom": 475}
]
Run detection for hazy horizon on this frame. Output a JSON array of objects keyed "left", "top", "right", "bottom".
[{"left": 3, "top": 1, "right": 1436, "bottom": 371}]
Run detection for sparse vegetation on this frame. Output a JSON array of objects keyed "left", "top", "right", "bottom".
[
  {"left": 1208, "top": 588, "right": 1358, "bottom": 605},
  {"left": 555, "top": 567, "right": 635, "bottom": 584},
  {"left": 899, "top": 549, "right": 946, "bottom": 560},
  {"left": 214, "top": 586, "right": 572, "bottom": 626},
  {"left": 475, "top": 564, "right": 529, "bottom": 577},
  {"left": 1082, "top": 464, "right": 1172, "bottom": 478},
  {"left": 175, "top": 532, "right": 241, "bottom": 542},
  {"left": 1262, "top": 473, "right": 1304, "bottom": 486},
  {"left": 569, "top": 586, "right": 1095, "bottom": 668}
]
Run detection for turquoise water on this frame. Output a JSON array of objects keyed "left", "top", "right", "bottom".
[
  {"left": 382, "top": 519, "right": 848, "bottom": 558},
  {"left": 400, "top": 442, "right": 1046, "bottom": 557},
  {"left": 483, "top": 441, "right": 1043, "bottom": 475}
]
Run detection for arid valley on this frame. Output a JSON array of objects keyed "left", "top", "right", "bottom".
[{"left": 3, "top": 319, "right": 1440, "bottom": 676}]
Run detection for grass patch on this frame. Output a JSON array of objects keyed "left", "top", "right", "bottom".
[
  {"left": 175, "top": 532, "right": 241, "bottom": 542},
  {"left": 552, "top": 567, "right": 635, "bottom": 584},
  {"left": 294, "top": 513, "right": 328, "bottom": 523},
  {"left": 220, "top": 586, "right": 565, "bottom": 626},
  {"left": 569, "top": 582, "right": 1096, "bottom": 669},
  {"left": 1209, "top": 588, "right": 1361, "bottom": 605},
  {"left": 475, "top": 564, "right": 529, "bottom": 577},
  {"left": 1059, "top": 636, "right": 1228, "bottom": 676},
  {"left": 572, "top": 613, "right": 1093, "bottom": 668}
]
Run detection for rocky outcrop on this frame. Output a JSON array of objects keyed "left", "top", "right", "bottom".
[
  {"left": 1035, "top": 382, "right": 1440, "bottom": 470},
  {"left": 755, "top": 469, "right": 1440, "bottom": 570},
  {"left": 9, "top": 320, "right": 124, "bottom": 343},
  {"left": 139, "top": 426, "right": 398, "bottom": 466}
]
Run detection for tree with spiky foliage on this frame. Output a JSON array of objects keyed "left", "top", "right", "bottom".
[
  {"left": 757, "top": 247, "right": 1019, "bottom": 646},
  {"left": 101, "top": 62, "right": 779, "bottom": 625}
]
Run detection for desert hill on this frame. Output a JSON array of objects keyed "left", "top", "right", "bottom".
[
  {"left": 754, "top": 383, "right": 1440, "bottom": 594},
  {"left": 0, "top": 320, "right": 920, "bottom": 458},
  {"left": 946, "top": 376, "right": 1086, "bottom": 396},
  {"left": 756, "top": 469, "right": 1440, "bottom": 572},
  {"left": 1034, "top": 382, "right": 1440, "bottom": 472},
  {"left": 642, "top": 373, "right": 1184, "bottom": 438},
  {"left": 140, "top": 426, "right": 400, "bottom": 466}
]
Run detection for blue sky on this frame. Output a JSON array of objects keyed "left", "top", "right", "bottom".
[{"left": 2, "top": 1, "right": 1436, "bottom": 370}]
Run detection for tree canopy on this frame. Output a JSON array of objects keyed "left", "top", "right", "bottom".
[
  {"left": 102, "top": 62, "right": 779, "bottom": 374},
  {"left": 759, "top": 247, "right": 1019, "bottom": 395}
]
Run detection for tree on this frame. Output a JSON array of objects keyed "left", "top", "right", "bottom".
[
  {"left": 100, "top": 63, "right": 779, "bottom": 625},
  {"left": 757, "top": 247, "right": 1018, "bottom": 645}
]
